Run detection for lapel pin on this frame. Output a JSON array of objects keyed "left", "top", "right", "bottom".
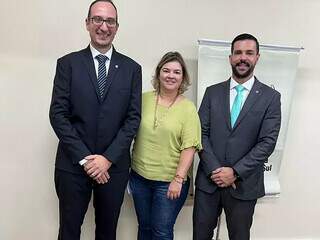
[
  {"left": 115, "top": 65, "right": 119, "bottom": 69},
  {"left": 256, "top": 90, "right": 259, "bottom": 94}
]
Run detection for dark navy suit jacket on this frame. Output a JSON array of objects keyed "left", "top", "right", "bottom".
[
  {"left": 49, "top": 46, "right": 142, "bottom": 174},
  {"left": 195, "top": 78, "right": 281, "bottom": 200}
]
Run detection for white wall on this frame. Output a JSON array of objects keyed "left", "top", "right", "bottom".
[{"left": 1, "top": 0, "right": 319, "bottom": 239}]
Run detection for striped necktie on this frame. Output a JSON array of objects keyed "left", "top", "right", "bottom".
[
  {"left": 96, "top": 54, "right": 108, "bottom": 98},
  {"left": 230, "top": 84, "right": 245, "bottom": 127}
]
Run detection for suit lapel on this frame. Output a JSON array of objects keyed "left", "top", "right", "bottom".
[
  {"left": 81, "top": 46, "right": 102, "bottom": 102},
  {"left": 222, "top": 79, "right": 232, "bottom": 130},
  {"left": 232, "top": 78, "right": 262, "bottom": 129},
  {"left": 101, "top": 49, "right": 120, "bottom": 101}
]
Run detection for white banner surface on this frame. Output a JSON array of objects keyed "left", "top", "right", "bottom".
[{"left": 197, "top": 39, "right": 301, "bottom": 196}]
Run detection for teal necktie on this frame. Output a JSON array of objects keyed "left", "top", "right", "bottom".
[{"left": 231, "top": 85, "right": 245, "bottom": 127}]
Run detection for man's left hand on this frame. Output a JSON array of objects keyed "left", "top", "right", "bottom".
[
  {"left": 211, "top": 167, "right": 236, "bottom": 188},
  {"left": 84, "top": 155, "right": 112, "bottom": 180}
]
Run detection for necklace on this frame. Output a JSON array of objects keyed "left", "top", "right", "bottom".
[{"left": 153, "top": 92, "right": 179, "bottom": 130}]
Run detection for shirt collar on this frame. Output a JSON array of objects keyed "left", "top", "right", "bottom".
[
  {"left": 90, "top": 44, "right": 113, "bottom": 60},
  {"left": 230, "top": 75, "right": 255, "bottom": 91}
]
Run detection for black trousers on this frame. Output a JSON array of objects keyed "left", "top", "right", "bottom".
[
  {"left": 54, "top": 168, "right": 129, "bottom": 240},
  {"left": 193, "top": 187, "right": 257, "bottom": 240}
]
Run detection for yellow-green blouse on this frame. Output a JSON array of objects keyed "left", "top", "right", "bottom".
[{"left": 131, "top": 91, "right": 202, "bottom": 182}]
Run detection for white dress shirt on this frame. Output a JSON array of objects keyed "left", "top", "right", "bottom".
[
  {"left": 229, "top": 76, "right": 255, "bottom": 112},
  {"left": 90, "top": 44, "right": 113, "bottom": 77}
]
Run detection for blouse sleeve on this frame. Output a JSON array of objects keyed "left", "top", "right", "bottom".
[{"left": 180, "top": 103, "right": 202, "bottom": 151}]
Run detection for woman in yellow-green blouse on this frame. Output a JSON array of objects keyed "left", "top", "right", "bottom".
[{"left": 129, "top": 52, "right": 202, "bottom": 240}]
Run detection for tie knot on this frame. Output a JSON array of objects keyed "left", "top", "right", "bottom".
[
  {"left": 96, "top": 54, "right": 108, "bottom": 64},
  {"left": 235, "top": 84, "right": 245, "bottom": 93}
]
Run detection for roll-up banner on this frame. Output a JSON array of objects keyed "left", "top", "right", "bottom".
[{"left": 196, "top": 39, "right": 302, "bottom": 196}]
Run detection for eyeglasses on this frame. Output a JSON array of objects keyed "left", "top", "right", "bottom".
[{"left": 90, "top": 16, "right": 117, "bottom": 27}]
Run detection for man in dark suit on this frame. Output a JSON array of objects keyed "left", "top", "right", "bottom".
[
  {"left": 193, "top": 33, "right": 281, "bottom": 240},
  {"left": 49, "top": 1, "right": 141, "bottom": 239}
]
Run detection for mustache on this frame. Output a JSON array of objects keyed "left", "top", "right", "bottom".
[{"left": 236, "top": 60, "right": 250, "bottom": 67}]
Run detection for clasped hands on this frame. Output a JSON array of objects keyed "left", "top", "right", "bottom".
[
  {"left": 83, "top": 155, "right": 112, "bottom": 184},
  {"left": 211, "top": 167, "right": 237, "bottom": 189}
]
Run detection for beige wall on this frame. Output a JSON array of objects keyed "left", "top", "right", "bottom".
[{"left": 1, "top": 0, "right": 319, "bottom": 239}]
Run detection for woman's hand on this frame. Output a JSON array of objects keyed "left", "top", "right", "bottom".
[{"left": 167, "top": 180, "right": 182, "bottom": 200}]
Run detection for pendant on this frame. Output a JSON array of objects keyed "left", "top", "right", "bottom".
[{"left": 154, "top": 120, "right": 158, "bottom": 129}]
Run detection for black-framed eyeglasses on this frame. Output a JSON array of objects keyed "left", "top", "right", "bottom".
[{"left": 90, "top": 16, "right": 117, "bottom": 27}]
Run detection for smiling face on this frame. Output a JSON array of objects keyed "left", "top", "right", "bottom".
[
  {"left": 158, "top": 61, "right": 183, "bottom": 94},
  {"left": 86, "top": 1, "right": 118, "bottom": 53},
  {"left": 229, "top": 39, "right": 260, "bottom": 83}
]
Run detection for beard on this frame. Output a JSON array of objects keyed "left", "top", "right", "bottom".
[{"left": 231, "top": 60, "right": 255, "bottom": 79}]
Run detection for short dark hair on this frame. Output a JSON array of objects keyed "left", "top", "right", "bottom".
[
  {"left": 152, "top": 52, "right": 191, "bottom": 94},
  {"left": 87, "top": 0, "right": 118, "bottom": 21},
  {"left": 231, "top": 33, "right": 259, "bottom": 54}
]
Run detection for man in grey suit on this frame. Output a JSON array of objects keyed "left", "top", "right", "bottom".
[{"left": 193, "top": 33, "right": 281, "bottom": 240}]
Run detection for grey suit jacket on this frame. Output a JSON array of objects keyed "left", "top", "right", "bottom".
[{"left": 195, "top": 78, "right": 281, "bottom": 200}]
